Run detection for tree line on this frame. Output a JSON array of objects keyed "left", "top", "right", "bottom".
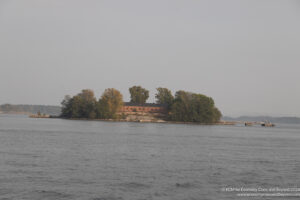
[
  {"left": 0, "top": 104, "right": 61, "bottom": 115},
  {"left": 60, "top": 86, "right": 221, "bottom": 123}
]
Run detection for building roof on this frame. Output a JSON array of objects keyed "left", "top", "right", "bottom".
[{"left": 123, "top": 102, "right": 166, "bottom": 107}]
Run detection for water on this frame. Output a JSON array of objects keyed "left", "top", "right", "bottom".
[{"left": 0, "top": 114, "right": 299, "bottom": 200}]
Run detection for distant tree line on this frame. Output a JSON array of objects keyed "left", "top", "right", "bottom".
[
  {"left": 222, "top": 116, "right": 300, "bottom": 124},
  {"left": 60, "top": 86, "right": 222, "bottom": 123},
  {"left": 0, "top": 104, "right": 61, "bottom": 115}
]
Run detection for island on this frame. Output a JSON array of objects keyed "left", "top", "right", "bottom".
[{"left": 59, "top": 86, "right": 222, "bottom": 124}]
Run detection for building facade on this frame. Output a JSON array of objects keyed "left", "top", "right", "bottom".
[{"left": 120, "top": 102, "right": 167, "bottom": 114}]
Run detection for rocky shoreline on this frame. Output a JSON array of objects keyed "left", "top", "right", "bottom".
[{"left": 30, "top": 114, "right": 235, "bottom": 125}]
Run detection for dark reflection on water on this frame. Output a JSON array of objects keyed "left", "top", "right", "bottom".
[{"left": 0, "top": 114, "right": 300, "bottom": 200}]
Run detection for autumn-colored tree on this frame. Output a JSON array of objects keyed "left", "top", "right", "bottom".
[
  {"left": 78, "top": 89, "right": 97, "bottom": 118},
  {"left": 129, "top": 86, "right": 149, "bottom": 104},
  {"left": 97, "top": 88, "right": 123, "bottom": 119}
]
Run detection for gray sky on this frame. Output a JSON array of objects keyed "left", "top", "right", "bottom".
[{"left": 0, "top": 0, "right": 299, "bottom": 117}]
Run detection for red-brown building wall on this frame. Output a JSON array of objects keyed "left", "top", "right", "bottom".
[{"left": 120, "top": 105, "right": 166, "bottom": 113}]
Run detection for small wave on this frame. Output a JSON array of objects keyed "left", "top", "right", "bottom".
[
  {"left": 26, "top": 190, "right": 73, "bottom": 199},
  {"left": 5, "top": 160, "right": 39, "bottom": 168},
  {"left": 0, "top": 188, "right": 14, "bottom": 195},
  {"left": 175, "top": 182, "right": 195, "bottom": 188},
  {"left": 119, "top": 182, "right": 149, "bottom": 189},
  {"left": 92, "top": 196, "right": 123, "bottom": 200}
]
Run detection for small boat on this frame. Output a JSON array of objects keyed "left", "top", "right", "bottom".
[
  {"left": 245, "top": 122, "right": 253, "bottom": 126},
  {"left": 261, "top": 122, "right": 275, "bottom": 127}
]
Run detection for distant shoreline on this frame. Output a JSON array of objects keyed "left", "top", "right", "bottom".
[{"left": 2, "top": 112, "right": 299, "bottom": 124}]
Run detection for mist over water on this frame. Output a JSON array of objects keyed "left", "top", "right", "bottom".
[{"left": 0, "top": 114, "right": 300, "bottom": 200}]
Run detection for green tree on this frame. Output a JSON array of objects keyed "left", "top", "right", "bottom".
[
  {"left": 70, "top": 95, "right": 82, "bottom": 118},
  {"left": 60, "top": 95, "right": 72, "bottom": 118},
  {"left": 60, "top": 89, "right": 97, "bottom": 119},
  {"left": 77, "top": 89, "right": 97, "bottom": 118},
  {"left": 129, "top": 86, "right": 149, "bottom": 104},
  {"left": 169, "top": 90, "right": 193, "bottom": 122},
  {"left": 212, "top": 107, "right": 222, "bottom": 123},
  {"left": 169, "top": 90, "right": 221, "bottom": 123},
  {"left": 155, "top": 87, "right": 174, "bottom": 110},
  {"left": 97, "top": 88, "right": 123, "bottom": 119}
]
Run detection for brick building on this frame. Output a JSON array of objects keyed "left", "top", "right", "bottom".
[{"left": 120, "top": 102, "right": 167, "bottom": 114}]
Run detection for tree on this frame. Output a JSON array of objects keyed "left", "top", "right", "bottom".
[
  {"left": 70, "top": 95, "right": 83, "bottom": 118},
  {"left": 212, "top": 107, "right": 222, "bottom": 123},
  {"left": 60, "top": 89, "right": 97, "bottom": 119},
  {"left": 60, "top": 95, "right": 72, "bottom": 118},
  {"left": 129, "top": 86, "right": 149, "bottom": 104},
  {"left": 169, "top": 91, "right": 193, "bottom": 122},
  {"left": 97, "top": 88, "right": 123, "bottom": 119},
  {"left": 77, "top": 89, "right": 97, "bottom": 118},
  {"left": 155, "top": 87, "right": 174, "bottom": 110},
  {"left": 169, "top": 90, "right": 222, "bottom": 123}
]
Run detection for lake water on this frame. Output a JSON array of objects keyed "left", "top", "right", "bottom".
[{"left": 0, "top": 114, "right": 299, "bottom": 200}]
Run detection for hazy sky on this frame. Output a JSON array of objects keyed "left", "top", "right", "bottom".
[{"left": 0, "top": 0, "right": 299, "bottom": 117}]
